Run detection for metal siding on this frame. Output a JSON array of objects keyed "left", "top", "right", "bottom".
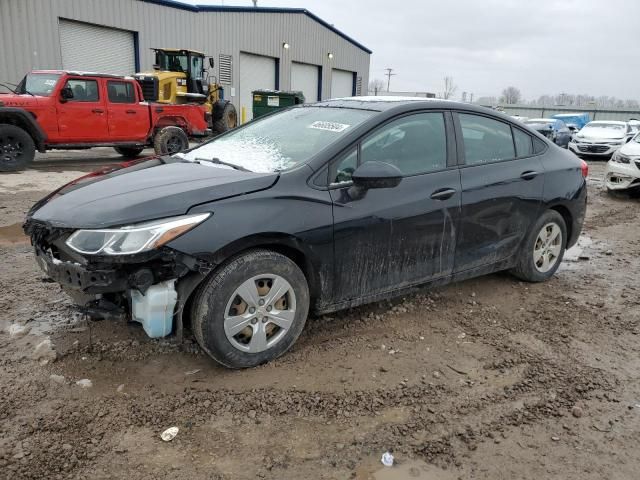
[{"left": 0, "top": 0, "right": 370, "bottom": 110}]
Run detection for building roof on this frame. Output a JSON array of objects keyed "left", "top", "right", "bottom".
[{"left": 141, "top": 0, "right": 372, "bottom": 54}]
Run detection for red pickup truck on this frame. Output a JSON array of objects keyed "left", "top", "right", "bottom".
[{"left": 0, "top": 70, "right": 211, "bottom": 171}]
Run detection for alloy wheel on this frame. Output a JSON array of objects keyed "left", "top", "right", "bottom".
[{"left": 0, "top": 136, "right": 24, "bottom": 167}]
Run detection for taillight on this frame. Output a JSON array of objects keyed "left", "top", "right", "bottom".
[{"left": 580, "top": 159, "right": 589, "bottom": 178}]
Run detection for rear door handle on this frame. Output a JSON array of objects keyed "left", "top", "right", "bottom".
[
  {"left": 520, "top": 171, "right": 539, "bottom": 180},
  {"left": 430, "top": 188, "right": 456, "bottom": 200},
  {"left": 92, "top": 108, "right": 104, "bottom": 114},
  {"left": 125, "top": 110, "right": 137, "bottom": 114}
]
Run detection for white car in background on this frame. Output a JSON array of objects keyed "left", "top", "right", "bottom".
[
  {"left": 605, "top": 132, "right": 640, "bottom": 192},
  {"left": 569, "top": 121, "right": 634, "bottom": 157}
]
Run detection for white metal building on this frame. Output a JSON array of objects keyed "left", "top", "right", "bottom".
[{"left": 0, "top": 0, "right": 371, "bottom": 120}]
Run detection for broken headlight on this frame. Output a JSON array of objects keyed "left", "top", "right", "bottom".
[{"left": 65, "top": 213, "right": 210, "bottom": 255}]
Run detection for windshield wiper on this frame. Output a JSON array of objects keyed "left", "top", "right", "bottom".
[
  {"left": 0, "top": 82, "right": 16, "bottom": 93},
  {"left": 195, "top": 157, "right": 251, "bottom": 172}
]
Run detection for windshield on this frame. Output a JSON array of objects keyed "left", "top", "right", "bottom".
[
  {"left": 18, "top": 73, "right": 61, "bottom": 96},
  {"left": 158, "top": 52, "right": 188, "bottom": 72},
  {"left": 584, "top": 123, "right": 625, "bottom": 130},
  {"left": 179, "top": 107, "right": 375, "bottom": 172}
]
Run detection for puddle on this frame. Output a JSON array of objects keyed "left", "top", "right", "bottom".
[
  {"left": 560, "top": 235, "right": 595, "bottom": 272},
  {"left": 371, "top": 459, "right": 457, "bottom": 480},
  {"left": 0, "top": 222, "right": 28, "bottom": 245}
]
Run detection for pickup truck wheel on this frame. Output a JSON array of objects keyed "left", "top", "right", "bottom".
[
  {"left": 153, "top": 126, "right": 189, "bottom": 155},
  {"left": 191, "top": 249, "right": 309, "bottom": 369},
  {"left": 114, "top": 146, "right": 144, "bottom": 158},
  {"left": 212, "top": 102, "right": 237, "bottom": 135},
  {"left": 0, "top": 125, "right": 36, "bottom": 172}
]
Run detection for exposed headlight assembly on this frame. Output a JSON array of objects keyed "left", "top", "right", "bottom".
[{"left": 66, "top": 213, "right": 210, "bottom": 255}]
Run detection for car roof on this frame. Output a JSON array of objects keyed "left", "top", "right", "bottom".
[
  {"left": 30, "top": 70, "right": 133, "bottom": 80},
  {"left": 311, "top": 96, "right": 501, "bottom": 115},
  {"left": 588, "top": 120, "right": 627, "bottom": 125}
]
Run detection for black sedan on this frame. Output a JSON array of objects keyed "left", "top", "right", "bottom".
[{"left": 24, "top": 98, "right": 588, "bottom": 368}]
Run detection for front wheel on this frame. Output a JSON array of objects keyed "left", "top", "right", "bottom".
[
  {"left": 212, "top": 101, "right": 238, "bottom": 135},
  {"left": 191, "top": 250, "right": 309, "bottom": 368},
  {"left": 153, "top": 126, "right": 189, "bottom": 155},
  {"left": 0, "top": 124, "right": 36, "bottom": 172},
  {"left": 511, "top": 210, "right": 567, "bottom": 282}
]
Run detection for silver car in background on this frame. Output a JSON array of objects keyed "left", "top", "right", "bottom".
[
  {"left": 569, "top": 121, "right": 634, "bottom": 157},
  {"left": 605, "top": 132, "right": 640, "bottom": 192}
]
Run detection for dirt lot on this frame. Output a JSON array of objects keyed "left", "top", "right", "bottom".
[{"left": 1, "top": 157, "right": 639, "bottom": 480}]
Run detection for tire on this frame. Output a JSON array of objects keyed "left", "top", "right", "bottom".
[
  {"left": 153, "top": 126, "right": 189, "bottom": 155},
  {"left": 0, "top": 124, "right": 36, "bottom": 172},
  {"left": 511, "top": 210, "right": 567, "bottom": 282},
  {"left": 212, "top": 101, "right": 237, "bottom": 135},
  {"left": 191, "top": 249, "right": 309, "bottom": 368},
  {"left": 114, "top": 146, "right": 144, "bottom": 158}
]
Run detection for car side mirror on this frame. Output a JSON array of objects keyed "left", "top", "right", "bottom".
[
  {"left": 352, "top": 161, "right": 403, "bottom": 190},
  {"left": 60, "top": 86, "right": 73, "bottom": 102},
  {"left": 208, "top": 57, "right": 214, "bottom": 69}
]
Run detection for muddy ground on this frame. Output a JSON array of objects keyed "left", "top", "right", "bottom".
[{"left": 1, "top": 156, "right": 639, "bottom": 480}]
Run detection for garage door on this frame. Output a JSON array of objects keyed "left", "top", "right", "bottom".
[
  {"left": 59, "top": 19, "right": 135, "bottom": 75},
  {"left": 331, "top": 69, "right": 354, "bottom": 99},
  {"left": 291, "top": 62, "right": 319, "bottom": 103},
  {"left": 239, "top": 52, "right": 276, "bottom": 122}
]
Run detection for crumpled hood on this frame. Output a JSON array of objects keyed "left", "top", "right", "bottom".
[
  {"left": 28, "top": 158, "right": 278, "bottom": 229},
  {"left": 619, "top": 140, "right": 640, "bottom": 156}
]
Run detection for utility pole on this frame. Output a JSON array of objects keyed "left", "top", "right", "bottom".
[
  {"left": 384, "top": 68, "right": 396, "bottom": 92},
  {"left": 462, "top": 91, "right": 467, "bottom": 102},
  {"left": 470, "top": 92, "right": 474, "bottom": 103}
]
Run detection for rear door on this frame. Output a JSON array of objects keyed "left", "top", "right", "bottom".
[
  {"left": 453, "top": 112, "right": 544, "bottom": 273},
  {"left": 57, "top": 77, "right": 109, "bottom": 141},
  {"left": 106, "top": 80, "right": 149, "bottom": 140},
  {"left": 329, "top": 111, "right": 461, "bottom": 303}
]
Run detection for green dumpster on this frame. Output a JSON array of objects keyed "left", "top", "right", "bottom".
[{"left": 252, "top": 90, "right": 305, "bottom": 120}]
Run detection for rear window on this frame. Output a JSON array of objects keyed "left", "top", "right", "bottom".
[
  {"left": 513, "top": 128, "right": 533, "bottom": 157},
  {"left": 107, "top": 81, "right": 136, "bottom": 103}
]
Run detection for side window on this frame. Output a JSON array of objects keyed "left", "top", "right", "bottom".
[
  {"left": 533, "top": 137, "right": 547, "bottom": 153},
  {"left": 64, "top": 79, "right": 99, "bottom": 102},
  {"left": 332, "top": 148, "right": 358, "bottom": 184},
  {"left": 107, "top": 81, "right": 136, "bottom": 103},
  {"left": 513, "top": 128, "right": 533, "bottom": 157},
  {"left": 459, "top": 113, "right": 515, "bottom": 165},
  {"left": 360, "top": 112, "right": 447, "bottom": 176}
]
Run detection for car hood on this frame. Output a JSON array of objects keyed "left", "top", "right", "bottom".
[
  {"left": 28, "top": 158, "right": 278, "bottom": 229},
  {"left": 576, "top": 127, "right": 625, "bottom": 140},
  {"left": 619, "top": 140, "right": 640, "bottom": 156}
]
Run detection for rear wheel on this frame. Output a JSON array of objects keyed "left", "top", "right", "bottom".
[
  {"left": 153, "top": 126, "right": 189, "bottom": 155},
  {"left": 212, "top": 101, "right": 237, "bottom": 135},
  {"left": 191, "top": 249, "right": 309, "bottom": 368},
  {"left": 511, "top": 210, "right": 567, "bottom": 282},
  {"left": 0, "top": 124, "right": 35, "bottom": 172},
  {"left": 113, "top": 146, "right": 144, "bottom": 158}
]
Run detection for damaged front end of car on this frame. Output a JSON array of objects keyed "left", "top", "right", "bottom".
[{"left": 23, "top": 214, "right": 212, "bottom": 339}]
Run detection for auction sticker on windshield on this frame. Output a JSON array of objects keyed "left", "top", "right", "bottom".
[{"left": 308, "top": 121, "right": 351, "bottom": 132}]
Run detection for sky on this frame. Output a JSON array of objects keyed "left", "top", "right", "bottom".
[{"left": 184, "top": 0, "right": 640, "bottom": 102}]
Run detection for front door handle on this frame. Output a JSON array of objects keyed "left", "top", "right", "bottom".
[
  {"left": 92, "top": 108, "right": 104, "bottom": 114},
  {"left": 430, "top": 188, "right": 456, "bottom": 200},
  {"left": 125, "top": 110, "right": 137, "bottom": 114},
  {"left": 520, "top": 171, "right": 539, "bottom": 180}
]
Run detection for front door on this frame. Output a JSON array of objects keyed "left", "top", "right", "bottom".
[
  {"left": 330, "top": 111, "right": 461, "bottom": 304},
  {"left": 57, "top": 77, "right": 109, "bottom": 141},
  {"left": 453, "top": 112, "right": 544, "bottom": 272},
  {"left": 105, "top": 80, "right": 149, "bottom": 140}
]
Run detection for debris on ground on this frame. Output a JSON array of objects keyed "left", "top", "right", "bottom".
[
  {"left": 161, "top": 427, "right": 179, "bottom": 442},
  {"left": 32, "top": 338, "right": 56, "bottom": 364},
  {"left": 75, "top": 379, "right": 93, "bottom": 388},
  {"left": 8, "top": 323, "right": 31, "bottom": 339}
]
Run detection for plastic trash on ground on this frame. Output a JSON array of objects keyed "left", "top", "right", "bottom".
[
  {"left": 161, "top": 426, "right": 179, "bottom": 442},
  {"left": 381, "top": 451, "right": 394, "bottom": 467}
]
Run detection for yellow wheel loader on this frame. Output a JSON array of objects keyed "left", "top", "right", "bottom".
[{"left": 134, "top": 48, "right": 237, "bottom": 135}]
